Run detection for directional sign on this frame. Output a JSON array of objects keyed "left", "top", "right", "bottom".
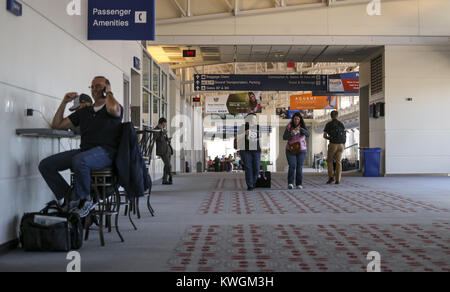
[
  {"left": 194, "top": 74, "right": 328, "bottom": 92},
  {"left": 88, "top": 0, "right": 155, "bottom": 40}
]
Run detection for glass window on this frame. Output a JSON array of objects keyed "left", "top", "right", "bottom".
[
  {"left": 162, "top": 102, "right": 166, "bottom": 120},
  {"left": 153, "top": 62, "right": 160, "bottom": 96},
  {"left": 143, "top": 55, "right": 151, "bottom": 90},
  {"left": 152, "top": 96, "right": 160, "bottom": 126},
  {"left": 142, "top": 91, "right": 150, "bottom": 126},
  {"left": 162, "top": 73, "right": 167, "bottom": 100}
]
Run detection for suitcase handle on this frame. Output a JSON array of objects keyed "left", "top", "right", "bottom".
[{"left": 41, "top": 201, "right": 63, "bottom": 215}]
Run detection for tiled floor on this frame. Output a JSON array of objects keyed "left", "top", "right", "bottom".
[{"left": 0, "top": 172, "right": 449, "bottom": 272}]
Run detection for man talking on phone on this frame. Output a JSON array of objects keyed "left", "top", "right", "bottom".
[{"left": 39, "top": 76, "right": 123, "bottom": 217}]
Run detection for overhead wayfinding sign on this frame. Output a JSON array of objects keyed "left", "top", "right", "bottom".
[
  {"left": 194, "top": 74, "right": 328, "bottom": 92},
  {"left": 88, "top": 0, "right": 155, "bottom": 40}
]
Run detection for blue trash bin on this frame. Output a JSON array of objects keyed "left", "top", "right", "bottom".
[{"left": 363, "top": 148, "right": 382, "bottom": 177}]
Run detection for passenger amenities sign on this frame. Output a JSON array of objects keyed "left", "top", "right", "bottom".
[{"left": 88, "top": 0, "right": 155, "bottom": 40}]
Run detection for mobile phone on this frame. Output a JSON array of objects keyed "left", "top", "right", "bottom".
[{"left": 102, "top": 87, "right": 107, "bottom": 98}]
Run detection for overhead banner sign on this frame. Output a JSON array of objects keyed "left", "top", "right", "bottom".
[
  {"left": 290, "top": 93, "right": 338, "bottom": 110},
  {"left": 328, "top": 72, "right": 360, "bottom": 94},
  {"left": 206, "top": 92, "right": 262, "bottom": 114},
  {"left": 88, "top": 0, "right": 155, "bottom": 40},
  {"left": 194, "top": 74, "right": 328, "bottom": 92}
]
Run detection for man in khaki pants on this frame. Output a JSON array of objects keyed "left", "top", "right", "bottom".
[{"left": 323, "top": 111, "right": 346, "bottom": 184}]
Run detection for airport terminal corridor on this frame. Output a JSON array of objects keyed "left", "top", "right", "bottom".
[
  {"left": 1, "top": 173, "right": 449, "bottom": 272},
  {"left": 2, "top": 0, "right": 450, "bottom": 277}
]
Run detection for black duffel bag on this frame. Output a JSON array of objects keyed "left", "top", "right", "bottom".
[{"left": 20, "top": 201, "right": 83, "bottom": 252}]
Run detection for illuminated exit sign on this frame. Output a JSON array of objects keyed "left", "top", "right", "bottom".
[{"left": 183, "top": 50, "right": 196, "bottom": 58}]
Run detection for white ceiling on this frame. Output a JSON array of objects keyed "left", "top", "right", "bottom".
[{"left": 148, "top": 45, "right": 382, "bottom": 65}]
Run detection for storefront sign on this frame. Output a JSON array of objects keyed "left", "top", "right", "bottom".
[
  {"left": 88, "top": 0, "right": 155, "bottom": 40},
  {"left": 290, "top": 93, "right": 338, "bottom": 110},
  {"left": 195, "top": 74, "right": 328, "bottom": 92},
  {"left": 328, "top": 72, "right": 360, "bottom": 94},
  {"left": 206, "top": 92, "right": 262, "bottom": 115}
]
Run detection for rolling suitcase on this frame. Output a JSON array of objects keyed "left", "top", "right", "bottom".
[{"left": 255, "top": 171, "right": 271, "bottom": 188}]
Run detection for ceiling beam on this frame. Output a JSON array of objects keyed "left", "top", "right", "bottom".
[
  {"left": 157, "top": 0, "right": 401, "bottom": 25},
  {"left": 223, "top": 0, "right": 233, "bottom": 11},
  {"left": 187, "top": 0, "right": 191, "bottom": 17},
  {"left": 171, "top": 0, "right": 187, "bottom": 17},
  {"left": 170, "top": 61, "right": 225, "bottom": 70},
  {"left": 326, "top": 0, "right": 337, "bottom": 6}
]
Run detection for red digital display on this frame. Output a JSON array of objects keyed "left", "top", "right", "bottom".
[
  {"left": 192, "top": 97, "right": 200, "bottom": 102},
  {"left": 287, "top": 62, "right": 296, "bottom": 68},
  {"left": 183, "top": 50, "right": 196, "bottom": 58}
]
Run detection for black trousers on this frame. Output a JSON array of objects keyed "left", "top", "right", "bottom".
[{"left": 161, "top": 154, "right": 172, "bottom": 182}]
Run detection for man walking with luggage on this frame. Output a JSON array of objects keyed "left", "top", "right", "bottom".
[{"left": 323, "top": 110, "right": 346, "bottom": 185}]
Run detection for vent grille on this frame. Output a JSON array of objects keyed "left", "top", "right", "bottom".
[
  {"left": 169, "top": 57, "right": 185, "bottom": 62},
  {"left": 200, "top": 47, "right": 220, "bottom": 55},
  {"left": 162, "top": 47, "right": 181, "bottom": 54},
  {"left": 202, "top": 56, "right": 221, "bottom": 62},
  {"left": 371, "top": 55, "right": 383, "bottom": 95}
]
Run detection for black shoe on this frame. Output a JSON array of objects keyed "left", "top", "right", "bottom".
[
  {"left": 247, "top": 187, "right": 255, "bottom": 191},
  {"left": 335, "top": 181, "right": 340, "bottom": 185},
  {"left": 162, "top": 181, "right": 170, "bottom": 185},
  {"left": 326, "top": 178, "right": 334, "bottom": 184}
]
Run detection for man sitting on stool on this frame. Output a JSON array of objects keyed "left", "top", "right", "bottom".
[{"left": 39, "top": 76, "right": 123, "bottom": 217}]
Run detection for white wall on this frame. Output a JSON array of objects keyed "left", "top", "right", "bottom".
[
  {"left": 155, "top": 0, "right": 450, "bottom": 45},
  {"left": 384, "top": 45, "right": 450, "bottom": 174},
  {"left": 0, "top": 0, "right": 143, "bottom": 245},
  {"left": 360, "top": 49, "right": 386, "bottom": 174}
]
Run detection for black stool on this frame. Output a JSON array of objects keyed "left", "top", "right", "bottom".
[{"left": 70, "top": 167, "right": 136, "bottom": 246}]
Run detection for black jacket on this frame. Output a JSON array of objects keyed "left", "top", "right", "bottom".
[
  {"left": 115, "top": 123, "right": 152, "bottom": 198},
  {"left": 154, "top": 127, "right": 172, "bottom": 157}
]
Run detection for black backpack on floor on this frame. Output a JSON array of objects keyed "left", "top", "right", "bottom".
[{"left": 20, "top": 201, "right": 83, "bottom": 252}]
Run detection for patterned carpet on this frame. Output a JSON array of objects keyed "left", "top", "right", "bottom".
[{"left": 1, "top": 173, "right": 449, "bottom": 272}]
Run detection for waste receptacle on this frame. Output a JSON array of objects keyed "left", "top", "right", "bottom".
[
  {"left": 362, "top": 148, "right": 382, "bottom": 177},
  {"left": 197, "top": 161, "right": 203, "bottom": 173}
]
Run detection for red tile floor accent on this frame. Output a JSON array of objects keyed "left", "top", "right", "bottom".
[{"left": 168, "top": 223, "right": 450, "bottom": 272}]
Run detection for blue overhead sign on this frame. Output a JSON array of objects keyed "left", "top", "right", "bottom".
[
  {"left": 88, "top": 0, "right": 155, "bottom": 40},
  {"left": 133, "top": 57, "right": 141, "bottom": 70},
  {"left": 7, "top": 0, "right": 22, "bottom": 16},
  {"left": 194, "top": 74, "right": 328, "bottom": 92}
]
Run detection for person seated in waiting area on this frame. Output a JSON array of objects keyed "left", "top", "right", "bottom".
[
  {"left": 68, "top": 93, "right": 93, "bottom": 135},
  {"left": 39, "top": 76, "right": 123, "bottom": 217}
]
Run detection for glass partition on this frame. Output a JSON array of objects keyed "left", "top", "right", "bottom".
[
  {"left": 143, "top": 55, "right": 151, "bottom": 90},
  {"left": 142, "top": 90, "right": 150, "bottom": 126},
  {"left": 152, "top": 95, "right": 160, "bottom": 127},
  {"left": 152, "top": 62, "right": 160, "bottom": 96}
]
